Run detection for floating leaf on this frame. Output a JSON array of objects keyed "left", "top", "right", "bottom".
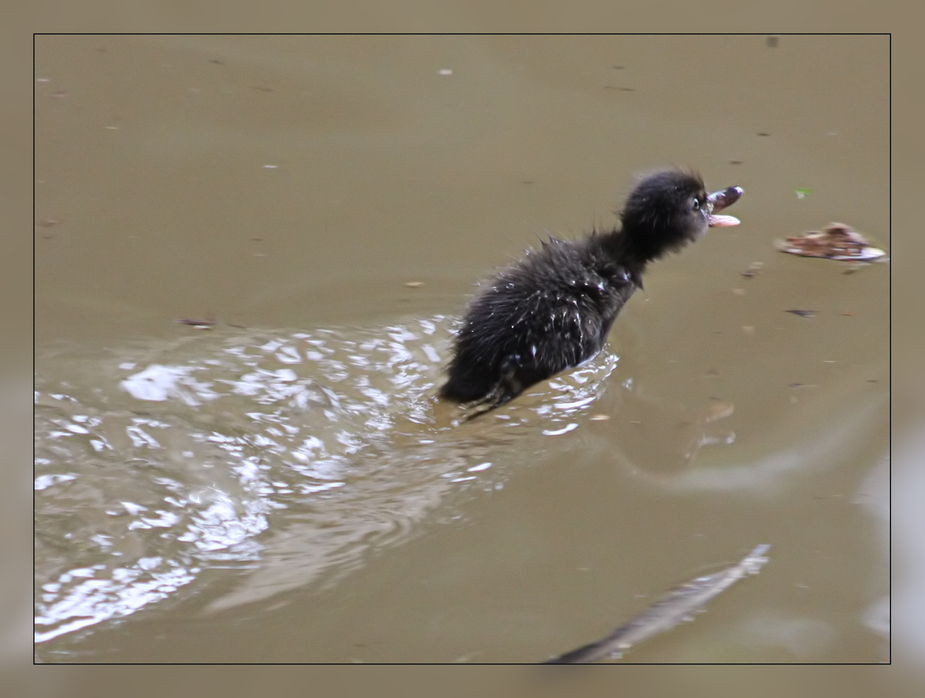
[{"left": 777, "top": 223, "right": 887, "bottom": 262}]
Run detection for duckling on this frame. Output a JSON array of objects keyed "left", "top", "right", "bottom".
[{"left": 440, "top": 169, "right": 743, "bottom": 412}]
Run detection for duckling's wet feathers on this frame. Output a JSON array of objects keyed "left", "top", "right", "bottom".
[{"left": 440, "top": 169, "right": 742, "bottom": 411}]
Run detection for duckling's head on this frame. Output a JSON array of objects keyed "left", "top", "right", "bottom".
[{"left": 619, "top": 169, "right": 742, "bottom": 263}]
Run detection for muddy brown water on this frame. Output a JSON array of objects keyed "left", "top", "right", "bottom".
[{"left": 35, "top": 35, "right": 889, "bottom": 662}]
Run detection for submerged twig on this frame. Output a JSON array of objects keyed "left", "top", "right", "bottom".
[{"left": 543, "top": 543, "right": 771, "bottom": 664}]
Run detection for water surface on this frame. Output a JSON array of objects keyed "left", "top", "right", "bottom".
[{"left": 35, "top": 35, "right": 889, "bottom": 662}]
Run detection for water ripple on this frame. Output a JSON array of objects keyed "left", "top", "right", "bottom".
[{"left": 35, "top": 316, "right": 621, "bottom": 644}]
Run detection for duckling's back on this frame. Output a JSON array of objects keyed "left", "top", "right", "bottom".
[{"left": 440, "top": 235, "right": 637, "bottom": 409}]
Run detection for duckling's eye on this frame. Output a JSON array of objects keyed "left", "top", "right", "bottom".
[{"left": 691, "top": 199, "right": 701, "bottom": 211}]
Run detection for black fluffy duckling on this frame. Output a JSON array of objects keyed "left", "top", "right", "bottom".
[{"left": 440, "top": 169, "right": 743, "bottom": 412}]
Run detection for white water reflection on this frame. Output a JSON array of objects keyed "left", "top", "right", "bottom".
[
  {"left": 659, "top": 392, "right": 888, "bottom": 495},
  {"left": 878, "top": 424, "right": 925, "bottom": 663},
  {"left": 34, "top": 316, "right": 621, "bottom": 642},
  {"left": 856, "top": 451, "right": 889, "bottom": 657}
]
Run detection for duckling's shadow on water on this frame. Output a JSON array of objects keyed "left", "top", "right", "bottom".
[{"left": 34, "top": 315, "right": 727, "bottom": 637}]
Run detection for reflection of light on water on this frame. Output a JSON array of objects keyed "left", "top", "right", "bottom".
[
  {"left": 537, "top": 353, "right": 620, "bottom": 426},
  {"left": 856, "top": 454, "right": 889, "bottom": 654},
  {"left": 35, "top": 317, "right": 623, "bottom": 644},
  {"left": 660, "top": 393, "right": 887, "bottom": 495},
  {"left": 879, "top": 426, "right": 925, "bottom": 662},
  {"left": 35, "top": 564, "right": 199, "bottom": 643},
  {"left": 738, "top": 614, "right": 836, "bottom": 659},
  {"left": 120, "top": 364, "right": 218, "bottom": 406},
  {"left": 542, "top": 423, "right": 578, "bottom": 436}
]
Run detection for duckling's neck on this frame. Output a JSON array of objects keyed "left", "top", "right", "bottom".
[{"left": 596, "top": 228, "right": 653, "bottom": 286}]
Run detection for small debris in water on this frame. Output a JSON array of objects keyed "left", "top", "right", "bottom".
[
  {"left": 589, "top": 414, "right": 610, "bottom": 421},
  {"left": 543, "top": 544, "right": 772, "bottom": 663},
  {"left": 175, "top": 318, "right": 216, "bottom": 329},
  {"left": 794, "top": 188, "right": 812, "bottom": 199},
  {"left": 785, "top": 309, "right": 817, "bottom": 318},
  {"left": 404, "top": 281, "right": 425, "bottom": 288},
  {"left": 776, "top": 223, "right": 887, "bottom": 262},
  {"left": 740, "top": 262, "right": 763, "bottom": 278},
  {"left": 766, "top": 35, "right": 780, "bottom": 48}
]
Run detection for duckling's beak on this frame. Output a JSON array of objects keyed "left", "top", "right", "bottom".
[{"left": 707, "top": 186, "right": 743, "bottom": 227}]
